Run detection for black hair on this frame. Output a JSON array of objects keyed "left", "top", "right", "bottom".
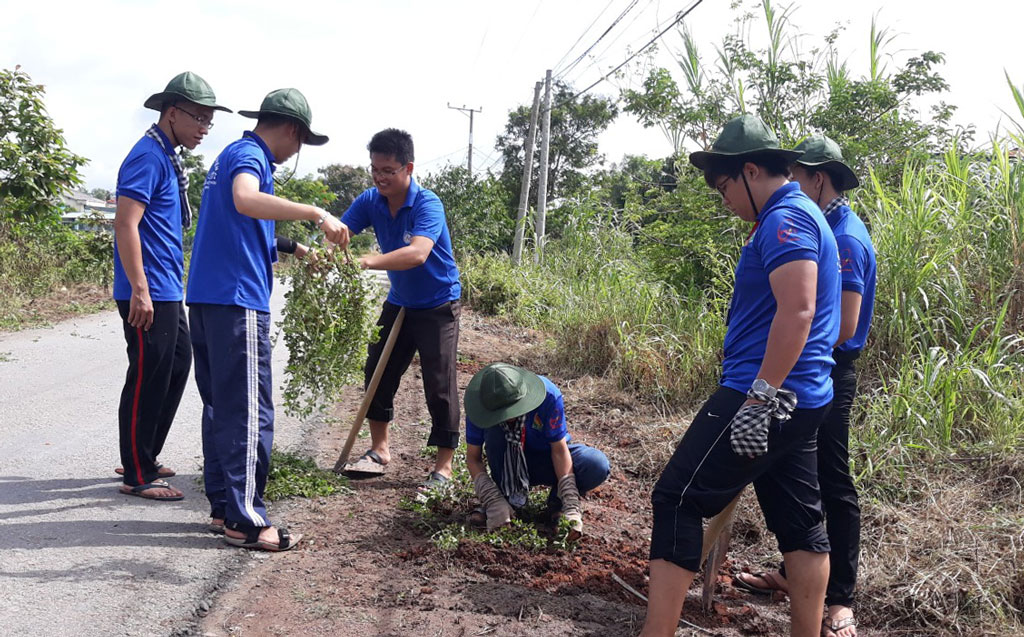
[
  {"left": 367, "top": 128, "right": 415, "bottom": 165},
  {"left": 702, "top": 153, "right": 791, "bottom": 188},
  {"left": 257, "top": 113, "right": 309, "bottom": 139},
  {"left": 797, "top": 164, "right": 844, "bottom": 192}
]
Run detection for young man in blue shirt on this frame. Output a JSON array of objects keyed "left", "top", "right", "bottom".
[
  {"left": 735, "top": 135, "right": 875, "bottom": 637},
  {"left": 340, "top": 129, "right": 462, "bottom": 493},
  {"left": 187, "top": 89, "right": 349, "bottom": 551},
  {"left": 640, "top": 115, "right": 841, "bottom": 637},
  {"left": 462, "top": 363, "right": 610, "bottom": 537},
  {"left": 113, "top": 72, "right": 230, "bottom": 502}
]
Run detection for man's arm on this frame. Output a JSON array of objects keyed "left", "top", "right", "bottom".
[
  {"left": 113, "top": 196, "right": 154, "bottom": 330},
  {"left": 754, "top": 259, "right": 819, "bottom": 391},
  {"left": 232, "top": 173, "right": 350, "bottom": 248},
  {"left": 550, "top": 438, "right": 574, "bottom": 479},
  {"left": 466, "top": 443, "right": 487, "bottom": 479},
  {"left": 835, "top": 290, "right": 863, "bottom": 347},
  {"left": 358, "top": 235, "right": 434, "bottom": 271}
]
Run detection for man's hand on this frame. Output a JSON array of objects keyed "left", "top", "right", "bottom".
[
  {"left": 556, "top": 473, "right": 583, "bottom": 537},
  {"left": 127, "top": 288, "right": 154, "bottom": 330},
  {"left": 317, "top": 212, "right": 350, "bottom": 249},
  {"left": 472, "top": 473, "right": 514, "bottom": 531}
]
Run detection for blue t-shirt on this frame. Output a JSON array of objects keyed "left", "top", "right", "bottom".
[
  {"left": 465, "top": 376, "right": 571, "bottom": 451},
  {"left": 113, "top": 129, "right": 184, "bottom": 302},
  {"left": 828, "top": 204, "right": 876, "bottom": 353},
  {"left": 186, "top": 132, "right": 279, "bottom": 313},
  {"left": 342, "top": 178, "right": 461, "bottom": 309},
  {"left": 721, "top": 182, "right": 841, "bottom": 408}
]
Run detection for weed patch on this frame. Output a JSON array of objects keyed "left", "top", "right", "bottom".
[{"left": 265, "top": 449, "right": 352, "bottom": 501}]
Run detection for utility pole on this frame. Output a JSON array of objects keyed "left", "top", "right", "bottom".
[
  {"left": 512, "top": 81, "right": 542, "bottom": 266},
  {"left": 447, "top": 103, "right": 482, "bottom": 174},
  {"left": 534, "top": 70, "right": 552, "bottom": 264}
]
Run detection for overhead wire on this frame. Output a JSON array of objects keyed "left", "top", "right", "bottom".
[
  {"left": 553, "top": 0, "right": 704, "bottom": 109},
  {"left": 551, "top": 0, "right": 620, "bottom": 77},
  {"left": 554, "top": 0, "right": 641, "bottom": 81},
  {"left": 561, "top": 0, "right": 657, "bottom": 89}
]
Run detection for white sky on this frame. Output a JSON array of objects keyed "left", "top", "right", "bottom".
[{"left": 3, "top": 0, "right": 1023, "bottom": 191}]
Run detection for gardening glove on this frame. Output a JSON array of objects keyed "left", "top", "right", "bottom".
[
  {"left": 556, "top": 473, "right": 583, "bottom": 535},
  {"left": 729, "top": 387, "right": 798, "bottom": 458},
  {"left": 473, "top": 473, "right": 514, "bottom": 531}
]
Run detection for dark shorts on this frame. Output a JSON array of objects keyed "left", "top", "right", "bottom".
[{"left": 650, "top": 386, "right": 832, "bottom": 571}]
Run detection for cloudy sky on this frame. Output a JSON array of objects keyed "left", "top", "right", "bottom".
[{"left": 4, "top": 0, "right": 1022, "bottom": 191}]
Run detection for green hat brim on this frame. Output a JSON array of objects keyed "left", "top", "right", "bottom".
[
  {"left": 463, "top": 367, "right": 546, "bottom": 429},
  {"left": 794, "top": 159, "right": 860, "bottom": 191},
  {"left": 144, "top": 91, "right": 232, "bottom": 113},
  {"left": 238, "top": 109, "right": 329, "bottom": 146},
  {"left": 690, "top": 147, "right": 804, "bottom": 172}
]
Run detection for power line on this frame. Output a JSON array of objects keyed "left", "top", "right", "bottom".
[
  {"left": 554, "top": 0, "right": 704, "bottom": 109},
  {"left": 561, "top": 0, "right": 657, "bottom": 88},
  {"left": 555, "top": 0, "right": 641, "bottom": 81},
  {"left": 557, "top": 0, "right": 618, "bottom": 74}
]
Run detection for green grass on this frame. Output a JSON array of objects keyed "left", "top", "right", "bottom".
[{"left": 265, "top": 449, "right": 352, "bottom": 501}]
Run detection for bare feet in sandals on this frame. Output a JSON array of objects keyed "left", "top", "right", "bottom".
[
  {"left": 224, "top": 525, "right": 302, "bottom": 552},
  {"left": 119, "top": 480, "right": 184, "bottom": 501},
  {"left": 733, "top": 570, "right": 789, "bottom": 595},
  {"left": 822, "top": 605, "right": 856, "bottom": 637}
]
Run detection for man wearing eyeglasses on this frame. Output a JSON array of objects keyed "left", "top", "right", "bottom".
[
  {"left": 187, "top": 88, "right": 348, "bottom": 552},
  {"left": 339, "top": 129, "right": 462, "bottom": 498},
  {"left": 112, "top": 72, "right": 230, "bottom": 502}
]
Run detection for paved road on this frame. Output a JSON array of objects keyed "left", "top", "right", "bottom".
[{"left": 0, "top": 284, "right": 316, "bottom": 637}]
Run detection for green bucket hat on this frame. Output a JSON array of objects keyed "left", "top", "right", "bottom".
[
  {"left": 792, "top": 134, "right": 860, "bottom": 191},
  {"left": 689, "top": 114, "right": 802, "bottom": 171},
  {"left": 238, "top": 88, "right": 329, "bottom": 146},
  {"left": 144, "top": 71, "right": 231, "bottom": 112},
  {"left": 464, "top": 363, "right": 546, "bottom": 429}
]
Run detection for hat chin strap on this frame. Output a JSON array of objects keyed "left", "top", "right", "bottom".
[{"left": 741, "top": 172, "right": 759, "bottom": 219}]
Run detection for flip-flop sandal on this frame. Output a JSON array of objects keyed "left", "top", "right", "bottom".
[
  {"left": 341, "top": 450, "right": 387, "bottom": 476},
  {"left": 733, "top": 571, "right": 788, "bottom": 596},
  {"left": 208, "top": 520, "right": 225, "bottom": 535},
  {"left": 224, "top": 526, "right": 302, "bottom": 552},
  {"left": 414, "top": 471, "right": 450, "bottom": 502},
  {"left": 119, "top": 480, "right": 184, "bottom": 501},
  {"left": 115, "top": 465, "right": 176, "bottom": 478},
  {"left": 822, "top": 613, "right": 857, "bottom": 637}
]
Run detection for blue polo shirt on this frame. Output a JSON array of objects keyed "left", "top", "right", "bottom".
[
  {"left": 342, "top": 178, "right": 461, "bottom": 309},
  {"left": 828, "top": 204, "right": 876, "bottom": 353},
  {"left": 113, "top": 128, "right": 184, "bottom": 302},
  {"left": 186, "top": 131, "right": 279, "bottom": 313},
  {"left": 465, "top": 376, "right": 570, "bottom": 451},
  {"left": 721, "top": 182, "right": 841, "bottom": 408}
]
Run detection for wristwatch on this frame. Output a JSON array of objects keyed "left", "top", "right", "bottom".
[
  {"left": 751, "top": 378, "right": 778, "bottom": 399},
  {"left": 316, "top": 212, "right": 329, "bottom": 227}
]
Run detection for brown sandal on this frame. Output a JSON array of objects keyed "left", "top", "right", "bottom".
[{"left": 733, "top": 570, "right": 788, "bottom": 595}]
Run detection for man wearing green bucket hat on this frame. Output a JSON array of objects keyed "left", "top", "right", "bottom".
[
  {"left": 734, "top": 135, "right": 874, "bottom": 637},
  {"left": 463, "top": 363, "right": 610, "bottom": 536},
  {"left": 186, "top": 88, "right": 349, "bottom": 552},
  {"left": 641, "top": 114, "right": 841, "bottom": 637},
  {"left": 113, "top": 72, "right": 230, "bottom": 502}
]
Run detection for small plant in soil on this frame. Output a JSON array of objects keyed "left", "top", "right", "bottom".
[{"left": 265, "top": 449, "right": 352, "bottom": 501}]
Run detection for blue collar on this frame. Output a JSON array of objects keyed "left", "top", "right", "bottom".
[
  {"left": 375, "top": 177, "right": 422, "bottom": 212},
  {"left": 243, "top": 131, "right": 278, "bottom": 172},
  {"left": 756, "top": 182, "right": 801, "bottom": 221}
]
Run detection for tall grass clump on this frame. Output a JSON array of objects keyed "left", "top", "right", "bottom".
[
  {"left": 462, "top": 204, "right": 731, "bottom": 409},
  {"left": 853, "top": 143, "right": 1024, "bottom": 495}
]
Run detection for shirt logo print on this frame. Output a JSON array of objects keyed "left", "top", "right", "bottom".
[
  {"left": 840, "top": 248, "right": 854, "bottom": 273},
  {"left": 777, "top": 219, "right": 799, "bottom": 243}
]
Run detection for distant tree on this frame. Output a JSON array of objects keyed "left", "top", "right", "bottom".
[
  {"left": 421, "top": 165, "right": 512, "bottom": 255},
  {"left": 317, "top": 164, "right": 372, "bottom": 215},
  {"left": 496, "top": 82, "right": 618, "bottom": 208},
  {"left": 0, "top": 66, "right": 88, "bottom": 226},
  {"left": 89, "top": 187, "right": 113, "bottom": 202}
]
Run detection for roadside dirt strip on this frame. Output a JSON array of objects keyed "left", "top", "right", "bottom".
[{"left": 0, "top": 285, "right": 310, "bottom": 637}]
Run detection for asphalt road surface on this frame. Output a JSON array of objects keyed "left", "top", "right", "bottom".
[{"left": 0, "top": 284, "right": 319, "bottom": 637}]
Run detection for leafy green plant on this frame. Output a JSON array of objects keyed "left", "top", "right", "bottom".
[
  {"left": 278, "top": 249, "right": 382, "bottom": 419},
  {"left": 265, "top": 449, "right": 351, "bottom": 501}
]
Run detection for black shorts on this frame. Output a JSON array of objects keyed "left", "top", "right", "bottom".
[{"left": 650, "top": 386, "right": 832, "bottom": 571}]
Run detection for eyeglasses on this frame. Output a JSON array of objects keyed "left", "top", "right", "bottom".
[
  {"left": 369, "top": 165, "right": 407, "bottom": 178},
  {"left": 714, "top": 177, "right": 732, "bottom": 196},
  {"left": 175, "top": 105, "right": 214, "bottom": 129}
]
